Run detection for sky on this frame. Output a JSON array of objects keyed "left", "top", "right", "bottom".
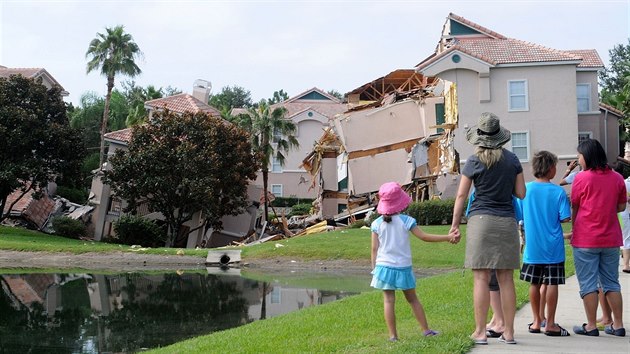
[{"left": 1, "top": 0, "right": 629, "bottom": 106}]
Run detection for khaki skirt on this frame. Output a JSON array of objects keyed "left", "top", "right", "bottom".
[{"left": 465, "top": 214, "right": 520, "bottom": 269}]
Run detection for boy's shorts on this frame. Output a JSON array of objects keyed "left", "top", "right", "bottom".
[{"left": 519, "top": 262, "right": 565, "bottom": 285}]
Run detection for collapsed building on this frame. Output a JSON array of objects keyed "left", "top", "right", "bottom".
[{"left": 302, "top": 71, "right": 461, "bottom": 222}]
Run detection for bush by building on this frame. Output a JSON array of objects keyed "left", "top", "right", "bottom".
[
  {"left": 51, "top": 216, "right": 87, "bottom": 239},
  {"left": 112, "top": 215, "right": 166, "bottom": 248}
]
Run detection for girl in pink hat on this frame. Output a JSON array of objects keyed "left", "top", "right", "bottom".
[{"left": 371, "top": 182, "right": 460, "bottom": 342}]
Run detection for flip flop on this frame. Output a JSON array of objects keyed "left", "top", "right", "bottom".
[
  {"left": 486, "top": 329, "right": 503, "bottom": 338},
  {"left": 622, "top": 269, "right": 630, "bottom": 273},
  {"left": 544, "top": 326, "right": 570, "bottom": 337},
  {"left": 528, "top": 323, "right": 541, "bottom": 333},
  {"left": 470, "top": 335, "right": 487, "bottom": 345},
  {"left": 498, "top": 335, "right": 517, "bottom": 344}
]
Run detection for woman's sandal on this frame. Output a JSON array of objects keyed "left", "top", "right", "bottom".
[
  {"left": 498, "top": 335, "right": 517, "bottom": 344},
  {"left": 486, "top": 329, "right": 503, "bottom": 338},
  {"left": 544, "top": 326, "right": 570, "bottom": 337}
]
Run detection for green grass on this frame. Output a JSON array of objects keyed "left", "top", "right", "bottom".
[
  {"left": 0, "top": 225, "right": 208, "bottom": 257},
  {"left": 0, "top": 224, "right": 577, "bottom": 353},
  {"left": 240, "top": 226, "right": 465, "bottom": 269}
]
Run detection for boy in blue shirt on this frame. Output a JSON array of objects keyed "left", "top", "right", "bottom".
[{"left": 519, "top": 151, "right": 571, "bottom": 336}]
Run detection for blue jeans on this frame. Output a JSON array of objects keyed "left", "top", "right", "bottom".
[{"left": 573, "top": 247, "right": 621, "bottom": 298}]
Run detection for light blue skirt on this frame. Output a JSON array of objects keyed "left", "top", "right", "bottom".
[{"left": 371, "top": 265, "right": 416, "bottom": 290}]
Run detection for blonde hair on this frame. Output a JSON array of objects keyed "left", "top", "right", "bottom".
[{"left": 475, "top": 146, "right": 503, "bottom": 168}]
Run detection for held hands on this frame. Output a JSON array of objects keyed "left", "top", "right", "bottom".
[{"left": 448, "top": 226, "right": 461, "bottom": 244}]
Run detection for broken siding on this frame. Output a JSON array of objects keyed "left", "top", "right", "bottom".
[{"left": 334, "top": 99, "right": 429, "bottom": 152}]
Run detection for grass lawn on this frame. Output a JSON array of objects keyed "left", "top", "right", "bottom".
[
  {"left": 0, "top": 224, "right": 575, "bottom": 353},
  {"left": 0, "top": 225, "right": 208, "bottom": 257}
]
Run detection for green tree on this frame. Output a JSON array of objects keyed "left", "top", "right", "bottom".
[
  {"left": 267, "top": 89, "right": 290, "bottom": 105},
  {"left": 121, "top": 80, "right": 164, "bottom": 126},
  {"left": 86, "top": 25, "right": 142, "bottom": 168},
  {"left": 0, "top": 75, "right": 85, "bottom": 221},
  {"left": 70, "top": 92, "right": 105, "bottom": 151},
  {"left": 104, "top": 110, "right": 259, "bottom": 247},
  {"left": 600, "top": 40, "right": 630, "bottom": 157},
  {"left": 600, "top": 39, "right": 630, "bottom": 96},
  {"left": 209, "top": 85, "right": 254, "bottom": 118},
  {"left": 327, "top": 89, "right": 344, "bottom": 101},
  {"left": 236, "top": 100, "right": 299, "bottom": 221}
]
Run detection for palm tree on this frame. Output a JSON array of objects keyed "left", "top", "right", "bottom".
[
  {"left": 237, "top": 100, "right": 299, "bottom": 221},
  {"left": 86, "top": 25, "right": 142, "bottom": 168}
]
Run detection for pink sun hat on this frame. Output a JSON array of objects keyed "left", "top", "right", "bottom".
[{"left": 377, "top": 182, "right": 412, "bottom": 215}]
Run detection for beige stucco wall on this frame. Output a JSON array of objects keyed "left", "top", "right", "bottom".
[
  {"left": 260, "top": 109, "right": 329, "bottom": 199},
  {"left": 438, "top": 64, "right": 580, "bottom": 181}
]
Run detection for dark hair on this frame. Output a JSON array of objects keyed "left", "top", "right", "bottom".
[
  {"left": 577, "top": 139, "right": 609, "bottom": 171},
  {"left": 383, "top": 215, "right": 392, "bottom": 222},
  {"left": 532, "top": 150, "right": 558, "bottom": 178}
]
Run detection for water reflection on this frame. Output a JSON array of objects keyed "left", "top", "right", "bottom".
[{"left": 0, "top": 271, "right": 361, "bottom": 353}]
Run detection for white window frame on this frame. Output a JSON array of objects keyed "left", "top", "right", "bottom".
[
  {"left": 508, "top": 80, "right": 529, "bottom": 112},
  {"left": 271, "top": 184, "right": 283, "bottom": 198},
  {"left": 510, "top": 131, "right": 530, "bottom": 162},
  {"left": 576, "top": 83, "right": 591, "bottom": 113},
  {"left": 271, "top": 156, "right": 282, "bottom": 173},
  {"left": 272, "top": 127, "right": 282, "bottom": 143},
  {"left": 578, "top": 131, "right": 592, "bottom": 144}
]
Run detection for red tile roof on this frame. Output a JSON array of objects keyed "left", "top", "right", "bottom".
[
  {"left": 564, "top": 49, "right": 604, "bottom": 68},
  {"left": 3, "top": 189, "right": 56, "bottom": 229},
  {"left": 600, "top": 103, "right": 624, "bottom": 117},
  {"left": 417, "top": 14, "right": 603, "bottom": 70},
  {"left": 104, "top": 127, "right": 134, "bottom": 144},
  {"left": 0, "top": 66, "right": 66, "bottom": 92},
  {"left": 144, "top": 93, "right": 221, "bottom": 116}
]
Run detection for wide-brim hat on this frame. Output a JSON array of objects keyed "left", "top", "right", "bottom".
[
  {"left": 377, "top": 182, "right": 412, "bottom": 215},
  {"left": 465, "top": 112, "right": 511, "bottom": 148}
]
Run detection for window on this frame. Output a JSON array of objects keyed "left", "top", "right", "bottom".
[
  {"left": 270, "top": 287, "right": 281, "bottom": 304},
  {"left": 271, "top": 156, "right": 282, "bottom": 172},
  {"left": 511, "top": 132, "right": 529, "bottom": 161},
  {"left": 272, "top": 128, "right": 282, "bottom": 143},
  {"left": 576, "top": 84, "right": 591, "bottom": 113},
  {"left": 508, "top": 80, "right": 528, "bottom": 111},
  {"left": 271, "top": 184, "right": 283, "bottom": 197},
  {"left": 578, "top": 131, "right": 592, "bottom": 144}
]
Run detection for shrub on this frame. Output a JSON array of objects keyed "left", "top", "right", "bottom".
[
  {"left": 406, "top": 198, "right": 455, "bottom": 225},
  {"left": 113, "top": 215, "right": 166, "bottom": 247},
  {"left": 289, "top": 203, "right": 312, "bottom": 217},
  {"left": 367, "top": 198, "right": 457, "bottom": 226},
  {"left": 52, "top": 216, "right": 87, "bottom": 239},
  {"left": 56, "top": 186, "right": 88, "bottom": 204},
  {"left": 348, "top": 219, "right": 367, "bottom": 228},
  {"left": 271, "top": 197, "right": 314, "bottom": 208}
]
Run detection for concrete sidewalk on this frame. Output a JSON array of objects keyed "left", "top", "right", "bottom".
[{"left": 470, "top": 260, "right": 630, "bottom": 353}]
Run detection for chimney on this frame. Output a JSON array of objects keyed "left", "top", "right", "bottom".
[{"left": 192, "top": 79, "right": 212, "bottom": 103}]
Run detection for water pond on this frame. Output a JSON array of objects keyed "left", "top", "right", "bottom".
[{"left": 0, "top": 268, "right": 373, "bottom": 353}]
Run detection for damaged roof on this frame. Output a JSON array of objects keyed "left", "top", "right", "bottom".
[
  {"left": 416, "top": 13, "right": 603, "bottom": 70},
  {"left": 346, "top": 69, "right": 438, "bottom": 102}
]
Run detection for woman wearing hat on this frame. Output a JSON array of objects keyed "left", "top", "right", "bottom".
[{"left": 449, "top": 112, "right": 526, "bottom": 345}]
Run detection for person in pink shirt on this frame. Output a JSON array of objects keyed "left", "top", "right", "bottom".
[{"left": 570, "top": 139, "right": 626, "bottom": 337}]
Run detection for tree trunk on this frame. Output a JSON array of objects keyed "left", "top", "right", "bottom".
[
  {"left": 262, "top": 168, "right": 269, "bottom": 222},
  {"left": 99, "top": 75, "right": 115, "bottom": 169}
]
